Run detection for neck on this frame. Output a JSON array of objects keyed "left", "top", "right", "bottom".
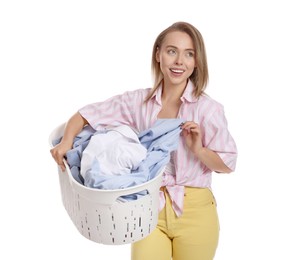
[{"left": 162, "top": 81, "right": 187, "bottom": 102}]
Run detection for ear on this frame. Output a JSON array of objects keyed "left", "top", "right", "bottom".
[{"left": 155, "top": 47, "right": 160, "bottom": 62}]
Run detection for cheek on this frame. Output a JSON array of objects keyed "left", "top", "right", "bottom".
[
  {"left": 186, "top": 58, "right": 196, "bottom": 67},
  {"left": 185, "top": 60, "right": 196, "bottom": 74},
  {"left": 160, "top": 54, "right": 173, "bottom": 67},
  {"left": 185, "top": 61, "right": 196, "bottom": 77},
  {"left": 188, "top": 66, "right": 196, "bottom": 75}
]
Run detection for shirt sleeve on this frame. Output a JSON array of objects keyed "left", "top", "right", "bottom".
[
  {"left": 78, "top": 90, "right": 139, "bottom": 131},
  {"left": 201, "top": 103, "right": 238, "bottom": 172}
]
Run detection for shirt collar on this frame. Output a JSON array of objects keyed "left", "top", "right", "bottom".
[
  {"left": 150, "top": 80, "right": 198, "bottom": 104},
  {"left": 150, "top": 83, "right": 162, "bottom": 105},
  {"left": 180, "top": 80, "right": 198, "bottom": 103}
]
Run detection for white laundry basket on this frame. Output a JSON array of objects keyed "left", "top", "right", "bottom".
[{"left": 49, "top": 123, "right": 164, "bottom": 245}]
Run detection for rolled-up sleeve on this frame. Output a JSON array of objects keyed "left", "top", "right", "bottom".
[{"left": 202, "top": 104, "right": 238, "bottom": 172}]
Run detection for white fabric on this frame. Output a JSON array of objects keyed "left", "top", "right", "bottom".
[{"left": 80, "top": 125, "right": 147, "bottom": 178}]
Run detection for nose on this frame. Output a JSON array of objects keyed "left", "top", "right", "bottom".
[{"left": 175, "top": 53, "right": 183, "bottom": 65}]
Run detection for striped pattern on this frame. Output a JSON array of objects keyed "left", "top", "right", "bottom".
[{"left": 79, "top": 81, "right": 237, "bottom": 217}]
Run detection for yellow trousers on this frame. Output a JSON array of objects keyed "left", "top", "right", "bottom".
[{"left": 131, "top": 187, "right": 219, "bottom": 260}]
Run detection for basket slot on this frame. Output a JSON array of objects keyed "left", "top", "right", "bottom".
[{"left": 115, "top": 189, "right": 149, "bottom": 203}]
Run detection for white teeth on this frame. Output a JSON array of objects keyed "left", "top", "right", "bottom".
[{"left": 171, "top": 69, "right": 184, "bottom": 73}]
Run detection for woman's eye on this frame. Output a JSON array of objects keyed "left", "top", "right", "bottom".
[
  {"left": 167, "top": 49, "right": 176, "bottom": 55},
  {"left": 187, "top": 52, "right": 194, "bottom": 57}
]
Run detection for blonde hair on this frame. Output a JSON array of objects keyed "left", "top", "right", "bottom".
[{"left": 146, "top": 21, "right": 209, "bottom": 101}]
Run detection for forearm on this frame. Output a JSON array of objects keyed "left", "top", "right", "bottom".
[
  {"left": 61, "top": 112, "right": 88, "bottom": 146},
  {"left": 50, "top": 112, "right": 88, "bottom": 170},
  {"left": 195, "top": 147, "right": 232, "bottom": 173}
]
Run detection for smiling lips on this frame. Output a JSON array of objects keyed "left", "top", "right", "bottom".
[{"left": 170, "top": 68, "right": 185, "bottom": 76}]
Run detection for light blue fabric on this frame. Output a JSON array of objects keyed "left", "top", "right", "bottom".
[
  {"left": 53, "top": 119, "right": 183, "bottom": 200},
  {"left": 84, "top": 119, "right": 183, "bottom": 192},
  {"left": 138, "top": 119, "right": 184, "bottom": 180},
  {"left": 53, "top": 125, "right": 96, "bottom": 184}
]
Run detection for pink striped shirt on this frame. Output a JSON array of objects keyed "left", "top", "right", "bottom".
[{"left": 79, "top": 81, "right": 238, "bottom": 217}]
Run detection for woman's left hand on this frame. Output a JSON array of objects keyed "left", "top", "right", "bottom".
[{"left": 181, "top": 121, "right": 203, "bottom": 155}]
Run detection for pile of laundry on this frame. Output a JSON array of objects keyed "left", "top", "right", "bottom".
[{"left": 53, "top": 119, "right": 183, "bottom": 201}]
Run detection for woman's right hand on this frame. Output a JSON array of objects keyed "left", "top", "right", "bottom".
[
  {"left": 50, "top": 141, "right": 73, "bottom": 171},
  {"left": 50, "top": 112, "right": 88, "bottom": 171}
]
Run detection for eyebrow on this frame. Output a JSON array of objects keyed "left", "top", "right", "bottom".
[{"left": 166, "top": 45, "right": 195, "bottom": 52}]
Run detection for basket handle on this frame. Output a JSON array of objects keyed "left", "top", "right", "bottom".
[{"left": 69, "top": 167, "right": 164, "bottom": 205}]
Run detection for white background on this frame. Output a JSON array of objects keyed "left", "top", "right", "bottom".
[{"left": 1, "top": 0, "right": 285, "bottom": 259}]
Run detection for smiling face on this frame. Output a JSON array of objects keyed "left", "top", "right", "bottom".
[{"left": 156, "top": 31, "right": 196, "bottom": 89}]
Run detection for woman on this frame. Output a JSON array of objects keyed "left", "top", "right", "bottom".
[{"left": 50, "top": 21, "right": 237, "bottom": 260}]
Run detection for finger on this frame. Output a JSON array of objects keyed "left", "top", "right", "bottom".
[
  {"left": 181, "top": 122, "right": 197, "bottom": 130},
  {"left": 59, "top": 163, "right": 66, "bottom": 172},
  {"left": 181, "top": 121, "right": 192, "bottom": 128},
  {"left": 55, "top": 155, "right": 66, "bottom": 171},
  {"left": 189, "top": 127, "right": 200, "bottom": 134},
  {"left": 50, "top": 149, "right": 65, "bottom": 168},
  {"left": 182, "top": 125, "right": 198, "bottom": 134},
  {"left": 182, "top": 129, "right": 189, "bottom": 136},
  {"left": 182, "top": 128, "right": 194, "bottom": 136}
]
